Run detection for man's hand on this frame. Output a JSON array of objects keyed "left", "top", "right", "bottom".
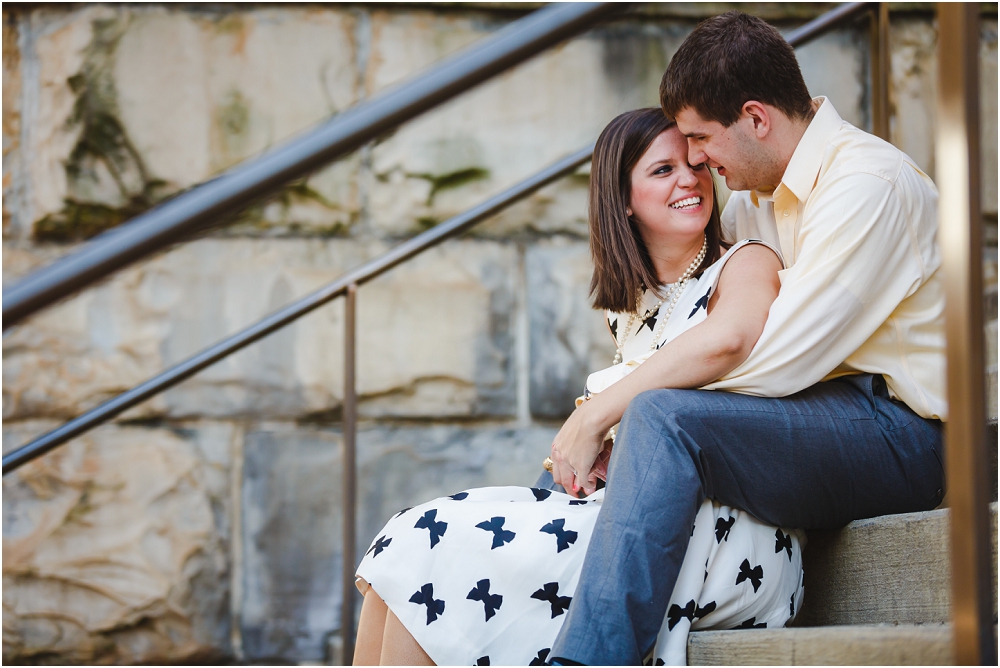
[{"left": 550, "top": 402, "right": 607, "bottom": 496}]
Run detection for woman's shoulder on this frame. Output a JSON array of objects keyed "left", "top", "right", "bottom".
[
  {"left": 699, "top": 239, "right": 783, "bottom": 296},
  {"left": 720, "top": 239, "right": 784, "bottom": 267},
  {"left": 707, "top": 239, "right": 783, "bottom": 279}
]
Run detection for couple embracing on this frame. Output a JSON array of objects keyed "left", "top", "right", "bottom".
[{"left": 353, "top": 12, "right": 945, "bottom": 666}]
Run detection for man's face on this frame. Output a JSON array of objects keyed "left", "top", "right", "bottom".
[{"left": 675, "top": 107, "right": 772, "bottom": 192}]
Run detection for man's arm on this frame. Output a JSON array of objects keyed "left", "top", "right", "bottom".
[{"left": 705, "top": 171, "right": 931, "bottom": 396}]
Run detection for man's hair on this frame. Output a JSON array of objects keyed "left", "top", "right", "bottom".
[
  {"left": 660, "top": 11, "right": 813, "bottom": 127},
  {"left": 589, "top": 108, "right": 724, "bottom": 313}
]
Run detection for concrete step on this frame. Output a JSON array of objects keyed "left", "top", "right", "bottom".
[
  {"left": 687, "top": 623, "right": 954, "bottom": 665},
  {"left": 795, "top": 503, "right": 998, "bottom": 626}
]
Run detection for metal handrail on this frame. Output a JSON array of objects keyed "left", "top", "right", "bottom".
[
  {"left": 1, "top": 2, "right": 620, "bottom": 330},
  {"left": 936, "top": 5, "right": 993, "bottom": 664},
  {"left": 1, "top": 145, "right": 594, "bottom": 474},
  {"left": 784, "top": 1, "right": 871, "bottom": 45}
]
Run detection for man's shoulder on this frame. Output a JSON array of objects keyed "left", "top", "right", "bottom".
[{"left": 820, "top": 122, "right": 906, "bottom": 186}]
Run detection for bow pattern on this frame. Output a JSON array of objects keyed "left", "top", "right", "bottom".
[
  {"left": 467, "top": 579, "right": 503, "bottom": 621},
  {"left": 688, "top": 289, "right": 711, "bottom": 318},
  {"left": 735, "top": 559, "right": 764, "bottom": 592},
  {"left": 366, "top": 535, "right": 391, "bottom": 558},
  {"left": 415, "top": 509, "right": 448, "bottom": 548},
  {"left": 531, "top": 488, "right": 552, "bottom": 502},
  {"left": 408, "top": 583, "right": 445, "bottom": 625},
  {"left": 540, "top": 519, "right": 578, "bottom": 553},
  {"left": 715, "top": 516, "right": 735, "bottom": 543},
  {"left": 774, "top": 528, "right": 793, "bottom": 560},
  {"left": 531, "top": 582, "right": 572, "bottom": 618},
  {"left": 528, "top": 649, "right": 551, "bottom": 666},
  {"left": 666, "top": 599, "right": 718, "bottom": 631},
  {"left": 475, "top": 516, "right": 516, "bottom": 549},
  {"left": 736, "top": 616, "right": 767, "bottom": 629}
]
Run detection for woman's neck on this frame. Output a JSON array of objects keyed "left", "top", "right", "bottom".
[{"left": 646, "top": 234, "right": 706, "bottom": 285}]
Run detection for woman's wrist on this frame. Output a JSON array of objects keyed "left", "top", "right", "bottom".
[{"left": 580, "top": 393, "right": 621, "bottom": 438}]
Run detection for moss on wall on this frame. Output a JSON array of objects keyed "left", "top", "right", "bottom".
[
  {"left": 34, "top": 16, "right": 165, "bottom": 242},
  {"left": 409, "top": 166, "right": 490, "bottom": 207}
]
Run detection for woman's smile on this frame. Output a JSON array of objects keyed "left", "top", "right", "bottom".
[{"left": 668, "top": 195, "right": 703, "bottom": 211}]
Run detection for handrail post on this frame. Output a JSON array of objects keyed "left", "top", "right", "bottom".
[
  {"left": 935, "top": 3, "right": 994, "bottom": 665},
  {"left": 870, "top": 2, "right": 890, "bottom": 140},
  {"left": 342, "top": 283, "right": 359, "bottom": 665}
]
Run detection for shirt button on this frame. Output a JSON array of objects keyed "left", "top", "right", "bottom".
[{"left": 783, "top": 210, "right": 790, "bottom": 217}]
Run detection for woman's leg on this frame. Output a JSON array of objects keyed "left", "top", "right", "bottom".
[
  {"left": 354, "top": 587, "right": 388, "bottom": 665},
  {"left": 380, "top": 610, "right": 435, "bottom": 666}
]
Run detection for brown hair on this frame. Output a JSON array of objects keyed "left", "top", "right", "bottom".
[
  {"left": 589, "top": 108, "right": 724, "bottom": 313},
  {"left": 660, "top": 11, "right": 813, "bottom": 127}
]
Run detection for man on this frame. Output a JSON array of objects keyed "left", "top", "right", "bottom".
[{"left": 547, "top": 11, "right": 945, "bottom": 665}]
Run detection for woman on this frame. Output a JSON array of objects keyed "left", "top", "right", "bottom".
[{"left": 353, "top": 109, "right": 804, "bottom": 666}]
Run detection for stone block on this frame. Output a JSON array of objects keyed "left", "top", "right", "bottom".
[
  {"left": 890, "top": 17, "right": 998, "bottom": 215},
  {"left": 3, "top": 10, "right": 22, "bottom": 239},
  {"left": 795, "top": 505, "right": 998, "bottom": 627},
  {"left": 526, "top": 239, "right": 617, "bottom": 419},
  {"left": 980, "top": 19, "right": 997, "bottom": 216},
  {"left": 2, "top": 419, "right": 234, "bottom": 664},
  {"left": 23, "top": 5, "right": 104, "bottom": 232},
  {"left": 239, "top": 421, "right": 555, "bottom": 663},
  {"left": 365, "top": 13, "right": 687, "bottom": 238},
  {"left": 19, "top": 5, "right": 361, "bottom": 241},
  {"left": 687, "top": 624, "right": 954, "bottom": 666},
  {"left": 238, "top": 424, "right": 341, "bottom": 663},
  {"left": 2, "top": 237, "right": 517, "bottom": 421},
  {"left": 793, "top": 26, "right": 866, "bottom": 129}
]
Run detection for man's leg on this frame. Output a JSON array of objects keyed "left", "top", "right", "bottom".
[{"left": 549, "top": 375, "right": 943, "bottom": 665}]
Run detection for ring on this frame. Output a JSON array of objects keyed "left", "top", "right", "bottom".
[{"left": 543, "top": 457, "right": 554, "bottom": 472}]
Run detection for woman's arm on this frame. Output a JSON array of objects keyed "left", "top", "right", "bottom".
[{"left": 550, "top": 244, "right": 782, "bottom": 494}]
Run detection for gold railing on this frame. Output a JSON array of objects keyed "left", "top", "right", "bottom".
[{"left": 936, "top": 3, "right": 994, "bottom": 664}]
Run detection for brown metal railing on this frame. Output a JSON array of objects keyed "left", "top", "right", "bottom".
[
  {"left": 2, "top": 2, "right": 991, "bottom": 664},
  {"left": 936, "top": 4, "right": 994, "bottom": 664}
]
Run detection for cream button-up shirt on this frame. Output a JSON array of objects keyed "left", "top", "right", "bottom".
[{"left": 704, "top": 98, "right": 946, "bottom": 421}]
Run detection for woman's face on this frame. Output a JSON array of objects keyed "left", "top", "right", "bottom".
[{"left": 628, "top": 127, "right": 714, "bottom": 245}]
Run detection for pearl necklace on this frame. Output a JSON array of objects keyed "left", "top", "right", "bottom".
[{"left": 613, "top": 236, "right": 708, "bottom": 365}]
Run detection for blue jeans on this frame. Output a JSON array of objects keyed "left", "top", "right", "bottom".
[{"left": 539, "top": 375, "right": 943, "bottom": 665}]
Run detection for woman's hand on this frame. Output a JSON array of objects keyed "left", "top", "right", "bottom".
[{"left": 550, "top": 401, "right": 608, "bottom": 496}]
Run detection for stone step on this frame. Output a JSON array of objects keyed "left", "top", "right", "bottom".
[
  {"left": 794, "top": 503, "right": 998, "bottom": 626},
  {"left": 687, "top": 623, "right": 954, "bottom": 665}
]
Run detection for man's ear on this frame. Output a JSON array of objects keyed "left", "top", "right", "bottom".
[{"left": 742, "top": 101, "right": 771, "bottom": 139}]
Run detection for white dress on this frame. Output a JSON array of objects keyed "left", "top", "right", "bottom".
[{"left": 356, "top": 240, "right": 805, "bottom": 666}]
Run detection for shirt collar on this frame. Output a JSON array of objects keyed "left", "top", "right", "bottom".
[{"left": 750, "top": 97, "right": 842, "bottom": 207}]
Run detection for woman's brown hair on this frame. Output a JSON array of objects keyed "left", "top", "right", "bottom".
[{"left": 589, "top": 108, "right": 724, "bottom": 313}]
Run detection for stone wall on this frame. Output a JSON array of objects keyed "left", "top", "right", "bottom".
[{"left": 2, "top": 3, "right": 997, "bottom": 664}]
